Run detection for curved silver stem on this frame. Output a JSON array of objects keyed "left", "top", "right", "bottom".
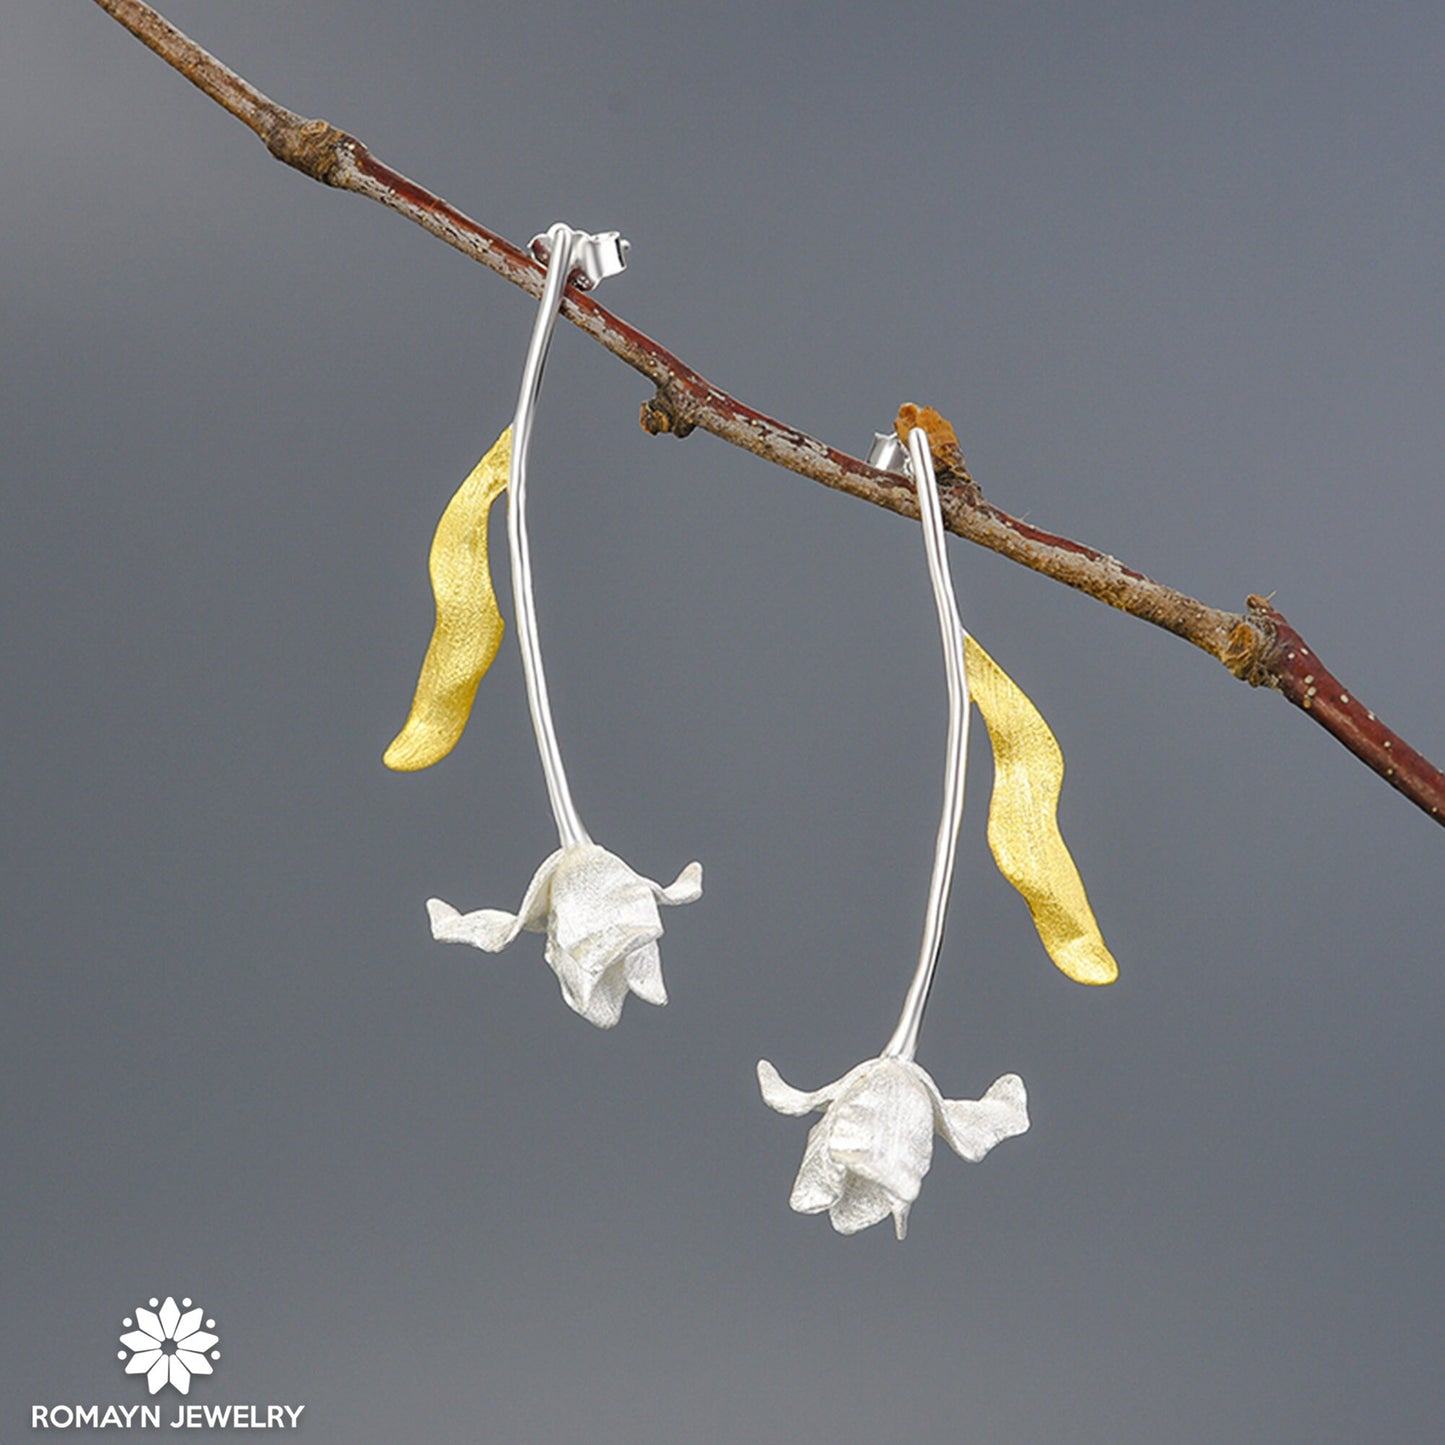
[
  {"left": 882, "top": 428, "right": 972, "bottom": 1062},
  {"left": 507, "top": 224, "right": 593, "bottom": 849}
]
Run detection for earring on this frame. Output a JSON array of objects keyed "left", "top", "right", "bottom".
[
  {"left": 757, "top": 416, "right": 1115, "bottom": 1239},
  {"left": 417, "top": 224, "right": 701, "bottom": 1028}
]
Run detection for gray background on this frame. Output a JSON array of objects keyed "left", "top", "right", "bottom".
[{"left": 5, "top": 3, "right": 1443, "bottom": 1441}]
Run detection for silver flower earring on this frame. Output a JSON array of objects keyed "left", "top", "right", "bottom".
[
  {"left": 757, "top": 426, "right": 1030, "bottom": 1240},
  {"left": 427, "top": 224, "right": 702, "bottom": 1028}
]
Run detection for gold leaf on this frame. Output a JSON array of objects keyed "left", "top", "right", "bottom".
[
  {"left": 964, "top": 634, "right": 1118, "bottom": 985},
  {"left": 384, "top": 428, "right": 511, "bottom": 771}
]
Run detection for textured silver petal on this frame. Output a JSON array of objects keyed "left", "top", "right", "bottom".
[
  {"left": 624, "top": 939, "right": 668, "bottom": 1006},
  {"left": 571, "top": 961, "right": 630, "bottom": 1028},
  {"left": 427, "top": 900, "right": 524, "bottom": 951},
  {"left": 756, "top": 1060, "right": 841, "bottom": 1117},
  {"left": 826, "top": 1059, "right": 936, "bottom": 1204},
  {"left": 789, "top": 1118, "right": 846, "bottom": 1213},
  {"left": 826, "top": 1177, "right": 897, "bottom": 1235},
  {"left": 936, "top": 1073, "right": 1030, "bottom": 1163},
  {"left": 650, "top": 860, "right": 703, "bottom": 906}
]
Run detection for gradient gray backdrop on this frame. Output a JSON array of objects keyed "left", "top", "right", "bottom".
[{"left": 5, "top": 3, "right": 1443, "bottom": 1441}]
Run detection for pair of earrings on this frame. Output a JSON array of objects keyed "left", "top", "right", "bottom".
[{"left": 385, "top": 225, "right": 1116, "bottom": 1239}]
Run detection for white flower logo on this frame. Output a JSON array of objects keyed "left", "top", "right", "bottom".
[{"left": 118, "top": 1297, "right": 220, "bottom": 1395}]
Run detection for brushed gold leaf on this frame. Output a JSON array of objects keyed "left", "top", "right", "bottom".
[
  {"left": 384, "top": 428, "right": 511, "bottom": 771},
  {"left": 964, "top": 634, "right": 1118, "bottom": 985}
]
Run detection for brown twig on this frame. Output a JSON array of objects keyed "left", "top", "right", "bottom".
[
  {"left": 90, "top": 0, "right": 1445, "bottom": 828},
  {"left": 1235, "top": 599, "right": 1443, "bottom": 820}
]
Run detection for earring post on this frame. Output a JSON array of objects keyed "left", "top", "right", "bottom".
[
  {"left": 507, "top": 223, "right": 631, "bottom": 850},
  {"left": 882, "top": 428, "right": 972, "bottom": 1063}
]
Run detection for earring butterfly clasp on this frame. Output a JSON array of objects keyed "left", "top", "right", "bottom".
[{"left": 528, "top": 228, "right": 630, "bottom": 291}]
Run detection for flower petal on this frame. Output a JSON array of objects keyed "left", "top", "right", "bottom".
[
  {"left": 426, "top": 850, "right": 564, "bottom": 952},
  {"left": 173, "top": 1306, "right": 203, "bottom": 1342},
  {"left": 555, "top": 921, "right": 655, "bottom": 994},
  {"left": 543, "top": 934, "right": 591, "bottom": 1010},
  {"left": 825, "top": 1059, "right": 935, "bottom": 1204},
  {"left": 175, "top": 1350, "right": 213, "bottom": 1378},
  {"left": 146, "top": 1355, "right": 170, "bottom": 1395},
  {"left": 426, "top": 899, "right": 524, "bottom": 951},
  {"left": 826, "top": 1177, "right": 897, "bottom": 1236},
  {"left": 512, "top": 850, "right": 565, "bottom": 932},
  {"left": 157, "top": 1298, "right": 181, "bottom": 1339},
  {"left": 936, "top": 1073, "right": 1030, "bottom": 1163},
  {"left": 168, "top": 1355, "right": 191, "bottom": 1395},
  {"left": 175, "top": 1330, "right": 218, "bottom": 1354},
  {"left": 549, "top": 847, "right": 662, "bottom": 955},
  {"left": 120, "top": 1330, "right": 162, "bottom": 1353},
  {"left": 650, "top": 860, "right": 703, "bottom": 907},
  {"left": 756, "top": 1060, "right": 840, "bottom": 1117},
  {"left": 135, "top": 1307, "right": 164, "bottom": 1341},
  {"left": 624, "top": 939, "right": 668, "bottom": 1007},
  {"left": 559, "top": 951, "right": 630, "bottom": 1028},
  {"left": 789, "top": 1118, "right": 846, "bottom": 1213},
  {"left": 539, "top": 847, "right": 672, "bottom": 1028}
]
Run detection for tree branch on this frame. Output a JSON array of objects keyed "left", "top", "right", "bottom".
[{"left": 90, "top": 0, "right": 1444, "bottom": 828}]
